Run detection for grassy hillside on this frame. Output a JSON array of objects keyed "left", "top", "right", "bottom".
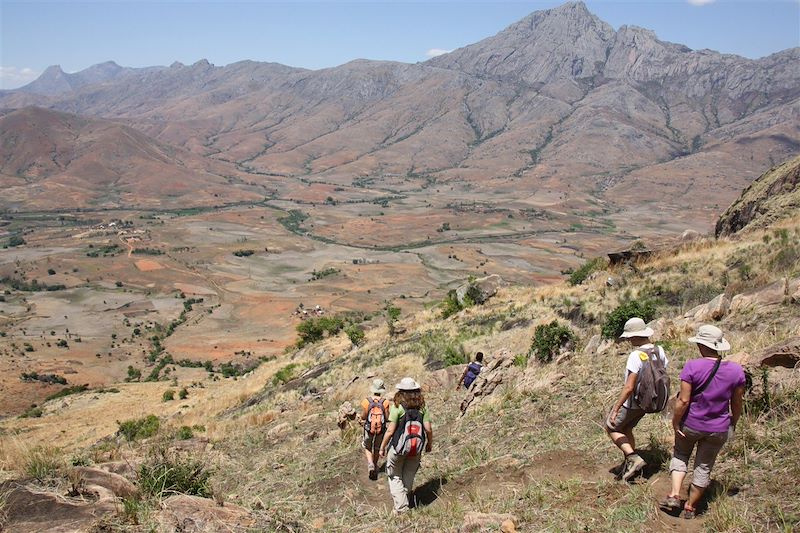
[{"left": 2, "top": 215, "right": 799, "bottom": 532}]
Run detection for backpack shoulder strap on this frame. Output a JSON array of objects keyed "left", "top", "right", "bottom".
[{"left": 692, "top": 359, "right": 722, "bottom": 397}]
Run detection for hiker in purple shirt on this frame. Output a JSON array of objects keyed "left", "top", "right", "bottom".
[{"left": 661, "top": 325, "right": 745, "bottom": 519}]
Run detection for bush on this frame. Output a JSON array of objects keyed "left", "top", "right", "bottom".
[
  {"left": 47, "top": 269, "right": 56, "bottom": 276},
  {"left": 138, "top": 448, "right": 212, "bottom": 498},
  {"left": 568, "top": 257, "right": 607, "bottom": 286},
  {"left": 272, "top": 363, "right": 299, "bottom": 385},
  {"left": 8, "top": 235, "right": 25, "bottom": 247},
  {"left": 24, "top": 446, "right": 62, "bottom": 482},
  {"left": 345, "top": 325, "right": 365, "bottom": 347},
  {"left": 178, "top": 387, "right": 188, "bottom": 400},
  {"left": 176, "top": 426, "right": 194, "bottom": 440},
  {"left": 162, "top": 390, "right": 175, "bottom": 402},
  {"left": 126, "top": 366, "right": 142, "bottom": 382},
  {"left": 295, "top": 316, "right": 345, "bottom": 347},
  {"left": 233, "top": 249, "right": 255, "bottom": 257},
  {"left": 529, "top": 321, "right": 575, "bottom": 363},
  {"left": 45, "top": 384, "right": 89, "bottom": 402},
  {"left": 601, "top": 300, "right": 657, "bottom": 339},
  {"left": 440, "top": 290, "right": 464, "bottom": 319},
  {"left": 20, "top": 405, "right": 44, "bottom": 418},
  {"left": 117, "top": 415, "right": 160, "bottom": 442}
]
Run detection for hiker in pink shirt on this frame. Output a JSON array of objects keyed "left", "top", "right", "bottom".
[{"left": 661, "top": 325, "right": 745, "bottom": 519}]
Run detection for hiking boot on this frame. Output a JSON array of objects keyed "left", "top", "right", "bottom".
[
  {"left": 683, "top": 506, "right": 696, "bottom": 519},
  {"left": 368, "top": 465, "right": 377, "bottom": 480},
  {"left": 610, "top": 460, "right": 627, "bottom": 480},
  {"left": 659, "top": 495, "right": 681, "bottom": 512},
  {"left": 621, "top": 454, "right": 646, "bottom": 481}
]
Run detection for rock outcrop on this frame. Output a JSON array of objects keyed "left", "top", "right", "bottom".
[
  {"left": 716, "top": 155, "right": 800, "bottom": 237},
  {"left": 455, "top": 274, "right": 504, "bottom": 306},
  {"left": 460, "top": 350, "right": 516, "bottom": 416},
  {"left": 157, "top": 494, "right": 256, "bottom": 533}
]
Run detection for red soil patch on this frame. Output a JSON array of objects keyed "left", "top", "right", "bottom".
[{"left": 134, "top": 259, "right": 163, "bottom": 271}]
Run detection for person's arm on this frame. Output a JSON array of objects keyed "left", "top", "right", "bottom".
[
  {"left": 609, "top": 372, "right": 638, "bottom": 423},
  {"left": 424, "top": 421, "right": 433, "bottom": 453},
  {"left": 379, "top": 422, "right": 397, "bottom": 457},
  {"left": 730, "top": 385, "right": 744, "bottom": 429},
  {"left": 456, "top": 366, "right": 468, "bottom": 391},
  {"left": 672, "top": 380, "right": 692, "bottom": 438},
  {"left": 358, "top": 401, "right": 368, "bottom": 423}
]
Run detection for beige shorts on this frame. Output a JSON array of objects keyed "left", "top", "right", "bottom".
[{"left": 606, "top": 405, "right": 646, "bottom": 433}]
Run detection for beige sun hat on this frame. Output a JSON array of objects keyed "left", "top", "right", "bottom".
[
  {"left": 619, "top": 317, "right": 655, "bottom": 339},
  {"left": 395, "top": 377, "right": 421, "bottom": 391},
  {"left": 370, "top": 378, "right": 386, "bottom": 394},
  {"left": 688, "top": 324, "right": 731, "bottom": 352}
]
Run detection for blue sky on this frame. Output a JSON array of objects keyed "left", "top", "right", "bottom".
[{"left": 1, "top": 0, "right": 798, "bottom": 89}]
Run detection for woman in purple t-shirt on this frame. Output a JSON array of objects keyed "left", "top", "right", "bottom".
[{"left": 661, "top": 325, "right": 745, "bottom": 519}]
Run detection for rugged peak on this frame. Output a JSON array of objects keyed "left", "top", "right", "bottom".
[
  {"left": 170, "top": 61, "right": 185, "bottom": 69},
  {"left": 426, "top": 1, "right": 614, "bottom": 84},
  {"left": 192, "top": 59, "right": 213, "bottom": 69},
  {"left": 40, "top": 64, "right": 66, "bottom": 76}
]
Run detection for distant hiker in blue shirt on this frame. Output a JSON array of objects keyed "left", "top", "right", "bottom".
[{"left": 456, "top": 352, "right": 484, "bottom": 391}]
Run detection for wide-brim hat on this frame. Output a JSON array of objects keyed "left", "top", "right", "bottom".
[
  {"left": 689, "top": 324, "right": 731, "bottom": 352},
  {"left": 395, "top": 377, "right": 421, "bottom": 391},
  {"left": 619, "top": 317, "right": 654, "bottom": 339},
  {"left": 370, "top": 378, "right": 386, "bottom": 394}
]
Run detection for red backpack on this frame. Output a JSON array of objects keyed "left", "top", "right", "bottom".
[{"left": 365, "top": 398, "right": 388, "bottom": 435}]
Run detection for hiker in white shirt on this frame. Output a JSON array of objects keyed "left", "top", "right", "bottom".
[{"left": 606, "top": 317, "right": 668, "bottom": 481}]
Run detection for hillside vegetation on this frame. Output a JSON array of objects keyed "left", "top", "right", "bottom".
[{"left": 2, "top": 204, "right": 799, "bottom": 531}]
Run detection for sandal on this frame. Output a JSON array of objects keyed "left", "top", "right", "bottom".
[{"left": 659, "top": 495, "right": 681, "bottom": 512}]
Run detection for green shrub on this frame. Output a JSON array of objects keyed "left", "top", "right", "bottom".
[
  {"left": 138, "top": 448, "right": 212, "bottom": 498},
  {"left": 529, "top": 321, "right": 575, "bottom": 363},
  {"left": 162, "top": 390, "right": 175, "bottom": 402},
  {"left": 513, "top": 354, "right": 529, "bottom": 367},
  {"left": 272, "top": 363, "right": 299, "bottom": 385},
  {"left": 20, "top": 405, "right": 43, "bottom": 418},
  {"left": 345, "top": 324, "right": 365, "bottom": 347},
  {"left": 601, "top": 300, "right": 656, "bottom": 339},
  {"left": 24, "top": 446, "right": 62, "bottom": 482},
  {"left": 45, "top": 384, "right": 89, "bottom": 402},
  {"left": 296, "top": 316, "right": 345, "bottom": 347},
  {"left": 178, "top": 387, "right": 188, "bottom": 400},
  {"left": 442, "top": 343, "right": 467, "bottom": 367},
  {"left": 568, "top": 257, "right": 607, "bottom": 286},
  {"left": 176, "top": 426, "right": 194, "bottom": 440},
  {"left": 440, "top": 290, "right": 464, "bottom": 319},
  {"left": 126, "top": 366, "right": 142, "bottom": 382},
  {"left": 117, "top": 415, "right": 160, "bottom": 442}
]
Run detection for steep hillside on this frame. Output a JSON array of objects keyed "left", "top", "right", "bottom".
[
  {"left": 0, "top": 107, "right": 264, "bottom": 209},
  {"left": 716, "top": 155, "right": 800, "bottom": 236},
  {"left": 2, "top": 208, "right": 798, "bottom": 531}
]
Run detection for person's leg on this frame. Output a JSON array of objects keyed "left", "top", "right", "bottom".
[
  {"left": 606, "top": 406, "right": 644, "bottom": 457},
  {"left": 666, "top": 428, "right": 697, "bottom": 500},
  {"left": 385, "top": 449, "right": 410, "bottom": 513},
  {"left": 685, "top": 430, "right": 727, "bottom": 516},
  {"left": 402, "top": 454, "right": 422, "bottom": 508}
]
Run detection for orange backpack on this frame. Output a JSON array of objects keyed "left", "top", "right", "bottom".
[{"left": 365, "top": 397, "right": 388, "bottom": 435}]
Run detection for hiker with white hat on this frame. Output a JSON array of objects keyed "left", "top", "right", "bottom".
[
  {"left": 359, "top": 378, "right": 391, "bottom": 480},
  {"left": 606, "top": 316, "right": 670, "bottom": 482},
  {"left": 660, "top": 325, "right": 745, "bottom": 519},
  {"left": 379, "top": 377, "right": 433, "bottom": 514}
]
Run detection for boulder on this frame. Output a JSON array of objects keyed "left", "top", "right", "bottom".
[
  {"left": 730, "top": 280, "right": 797, "bottom": 314},
  {"left": 460, "top": 350, "right": 515, "bottom": 416},
  {"left": 680, "top": 229, "right": 701, "bottom": 242},
  {"left": 157, "top": 494, "right": 255, "bottom": 533},
  {"left": 753, "top": 337, "right": 800, "bottom": 368},
  {"left": 0, "top": 480, "right": 117, "bottom": 533},
  {"left": 424, "top": 364, "right": 468, "bottom": 393},
  {"left": 267, "top": 422, "right": 291, "bottom": 439},
  {"left": 74, "top": 466, "right": 138, "bottom": 499},
  {"left": 455, "top": 274, "right": 504, "bottom": 306},
  {"left": 460, "top": 512, "right": 519, "bottom": 532},
  {"left": 684, "top": 294, "right": 730, "bottom": 322}
]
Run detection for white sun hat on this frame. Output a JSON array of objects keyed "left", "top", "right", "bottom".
[
  {"left": 395, "top": 377, "right": 421, "bottom": 391},
  {"left": 619, "top": 317, "right": 655, "bottom": 339},
  {"left": 688, "top": 324, "right": 731, "bottom": 352},
  {"left": 370, "top": 378, "right": 386, "bottom": 394}
]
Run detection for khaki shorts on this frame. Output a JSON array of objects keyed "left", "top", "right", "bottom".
[
  {"left": 606, "top": 404, "right": 646, "bottom": 433},
  {"left": 362, "top": 430, "right": 384, "bottom": 453}
]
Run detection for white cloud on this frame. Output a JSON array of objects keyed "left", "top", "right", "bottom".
[
  {"left": 0, "top": 66, "right": 40, "bottom": 90},
  {"left": 425, "top": 48, "right": 452, "bottom": 58},
  {"left": 687, "top": 0, "right": 716, "bottom": 6}
]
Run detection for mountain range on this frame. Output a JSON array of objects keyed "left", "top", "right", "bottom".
[{"left": 1, "top": 1, "right": 798, "bottom": 217}]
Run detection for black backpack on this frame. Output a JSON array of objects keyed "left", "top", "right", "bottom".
[{"left": 633, "top": 346, "right": 670, "bottom": 413}]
